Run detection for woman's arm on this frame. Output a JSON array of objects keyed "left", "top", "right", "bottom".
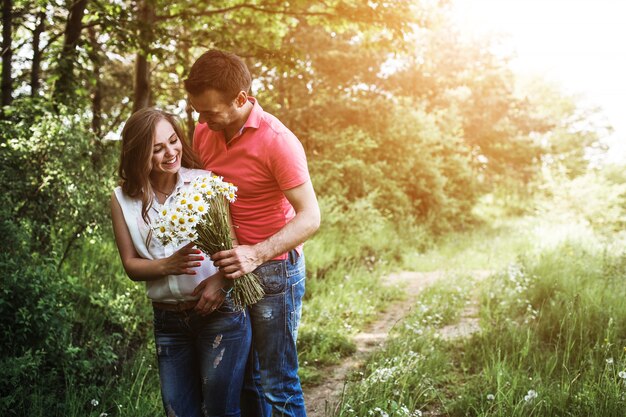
[{"left": 111, "top": 193, "right": 204, "bottom": 281}]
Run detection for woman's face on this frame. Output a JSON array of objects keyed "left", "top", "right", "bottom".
[{"left": 151, "top": 119, "right": 182, "bottom": 176}]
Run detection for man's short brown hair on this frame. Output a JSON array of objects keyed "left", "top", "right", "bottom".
[{"left": 184, "top": 50, "right": 252, "bottom": 100}]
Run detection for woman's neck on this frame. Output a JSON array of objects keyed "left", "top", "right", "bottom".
[{"left": 150, "top": 172, "right": 177, "bottom": 196}]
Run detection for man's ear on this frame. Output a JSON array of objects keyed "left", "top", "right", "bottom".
[{"left": 235, "top": 91, "right": 248, "bottom": 108}]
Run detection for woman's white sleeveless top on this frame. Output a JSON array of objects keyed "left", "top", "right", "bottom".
[{"left": 113, "top": 167, "right": 219, "bottom": 302}]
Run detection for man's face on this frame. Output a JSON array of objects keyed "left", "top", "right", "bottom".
[{"left": 188, "top": 89, "right": 239, "bottom": 132}]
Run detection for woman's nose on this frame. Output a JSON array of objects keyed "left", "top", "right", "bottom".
[{"left": 164, "top": 144, "right": 176, "bottom": 156}]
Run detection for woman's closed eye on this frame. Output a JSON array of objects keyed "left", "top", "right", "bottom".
[{"left": 153, "top": 136, "right": 179, "bottom": 153}]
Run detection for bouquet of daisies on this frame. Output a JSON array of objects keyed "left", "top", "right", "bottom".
[{"left": 152, "top": 174, "right": 264, "bottom": 308}]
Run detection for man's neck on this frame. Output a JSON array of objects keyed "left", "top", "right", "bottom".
[{"left": 224, "top": 100, "right": 254, "bottom": 142}]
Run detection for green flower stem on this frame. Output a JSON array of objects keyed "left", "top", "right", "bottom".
[{"left": 194, "top": 197, "right": 264, "bottom": 308}]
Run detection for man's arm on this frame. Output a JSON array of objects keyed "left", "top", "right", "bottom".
[{"left": 211, "top": 180, "right": 320, "bottom": 279}]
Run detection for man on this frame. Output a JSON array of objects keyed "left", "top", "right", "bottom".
[{"left": 184, "top": 50, "right": 320, "bottom": 417}]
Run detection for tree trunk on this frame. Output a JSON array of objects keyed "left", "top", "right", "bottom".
[
  {"left": 132, "top": 0, "right": 155, "bottom": 112},
  {"left": 86, "top": 26, "right": 107, "bottom": 172},
  {"left": 186, "top": 102, "right": 195, "bottom": 141},
  {"left": 133, "top": 54, "right": 151, "bottom": 112},
  {"left": 87, "top": 26, "right": 102, "bottom": 137},
  {"left": 181, "top": 36, "right": 195, "bottom": 140},
  {"left": 31, "top": 10, "right": 45, "bottom": 97},
  {"left": 1, "top": 0, "right": 13, "bottom": 109},
  {"left": 53, "top": 0, "right": 89, "bottom": 103}
]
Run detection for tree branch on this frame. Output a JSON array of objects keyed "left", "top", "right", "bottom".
[
  {"left": 57, "top": 222, "right": 91, "bottom": 271},
  {"left": 156, "top": 3, "right": 334, "bottom": 21}
]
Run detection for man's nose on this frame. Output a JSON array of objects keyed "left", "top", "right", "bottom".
[{"left": 198, "top": 113, "right": 208, "bottom": 124}]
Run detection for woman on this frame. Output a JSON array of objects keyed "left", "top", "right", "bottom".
[{"left": 110, "top": 107, "right": 250, "bottom": 417}]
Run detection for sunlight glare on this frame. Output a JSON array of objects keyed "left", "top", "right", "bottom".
[{"left": 452, "top": 0, "right": 626, "bottom": 162}]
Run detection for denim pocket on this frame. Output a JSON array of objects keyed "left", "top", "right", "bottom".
[
  {"left": 215, "top": 296, "right": 243, "bottom": 314},
  {"left": 152, "top": 308, "right": 173, "bottom": 333},
  {"left": 255, "top": 262, "right": 286, "bottom": 295}
]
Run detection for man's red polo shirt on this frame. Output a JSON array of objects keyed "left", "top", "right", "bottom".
[{"left": 193, "top": 98, "right": 310, "bottom": 259}]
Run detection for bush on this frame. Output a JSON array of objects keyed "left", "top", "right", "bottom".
[
  {"left": 307, "top": 101, "right": 478, "bottom": 234},
  {"left": 0, "top": 98, "right": 117, "bottom": 258},
  {"left": 0, "top": 98, "right": 161, "bottom": 415},
  {"left": 0, "top": 247, "right": 152, "bottom": 416}
]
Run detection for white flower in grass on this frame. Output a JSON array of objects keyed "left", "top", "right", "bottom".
[
  {"left": 99, "top": 414, "right": 108, "bottom": 417},
  {"left": 606, "top": 358, "right": 614, "bottom": 365},
  {"left": 367, "top": 407, "right": 389, "bottom": 417},
  {"left": 91, "top": 399, "right": 99, "bottom": 407},
  {"left": 619, "top": 371, "right": 626, "bottom": 379},
  {"left": 486, "top": 394, "right": 495, "bottom": 401},
  {"left": 524, "top": 389, "right": 537, "bottom": 402}
]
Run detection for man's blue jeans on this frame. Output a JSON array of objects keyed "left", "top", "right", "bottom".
[
  {"left": 241, "top": 249, "right": 307, "bottom": 417},
  {"left": 153, "top": 297, "right": 251, "bottom": 417}
]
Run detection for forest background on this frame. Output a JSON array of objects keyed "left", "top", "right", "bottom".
[{"left": 1, "top": 0, "right": 624, "bottom": 416}]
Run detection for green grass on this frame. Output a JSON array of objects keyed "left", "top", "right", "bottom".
[
  {"left": 21, "top": 180, "right": 626, "bottom": 416},
  {"left": 298, "top": 197, "right": 410, "bottom": 384},
  {"left": 22, "top": 195, "right": 411, "bottom": 414},
  {"left": 334, "top": 212, "right": 626, "bottom": 417}
]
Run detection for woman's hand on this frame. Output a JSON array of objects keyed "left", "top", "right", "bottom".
[
  {"left": 192, "top": 270, "right": 230, "bottom": 316},
  {"left": 160, "top": 242, "right": 204, "bottom": 276}
]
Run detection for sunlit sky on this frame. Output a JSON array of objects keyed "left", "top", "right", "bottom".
[{"left": 452, "top": 0, "right": 626, "bottom": 162}]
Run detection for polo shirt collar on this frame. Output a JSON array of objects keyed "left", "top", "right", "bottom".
[{"left": 243, "top": 97, "right": 263, "bottom": 130}]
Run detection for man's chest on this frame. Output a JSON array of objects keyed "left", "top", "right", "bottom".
[{"left": 200, "top": 141, "right": 278, "bottom": 198}]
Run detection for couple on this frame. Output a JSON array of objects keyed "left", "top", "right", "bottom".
[{"left": 110, "top": 50, "right": 320, "bottom": 417}]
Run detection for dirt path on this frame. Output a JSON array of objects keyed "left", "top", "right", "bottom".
[{"left": 304, "top": 269, "right": 490, "bottom": 417}]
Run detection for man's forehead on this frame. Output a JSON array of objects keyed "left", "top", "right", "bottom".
[
  {"left": 190, "top": 88, "right": 241, "bottom": 110},
  {"left": 189, "top": 90, "right": 229, "bottom": 106}
]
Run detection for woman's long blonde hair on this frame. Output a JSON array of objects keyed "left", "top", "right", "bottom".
[{"left": 119, "top": 107, "right": 200, "bottom": 225}]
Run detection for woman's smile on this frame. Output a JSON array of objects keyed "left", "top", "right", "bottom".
[{"left": 163, "top": 155, "right": 179, "bottom": 166}]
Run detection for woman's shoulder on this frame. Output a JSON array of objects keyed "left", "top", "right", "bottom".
[
  {"left": 112, "top": 186, "right": 141, "bottom": 208},
  {"left": 112, "top": 186, "right": 124, "bottom": 201}
]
